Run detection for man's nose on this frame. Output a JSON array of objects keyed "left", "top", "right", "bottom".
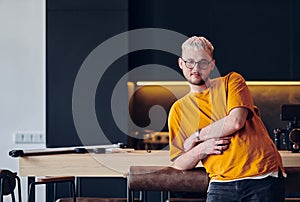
[{"left": 192, "top": 62, "right": 201, "bottom": 70}]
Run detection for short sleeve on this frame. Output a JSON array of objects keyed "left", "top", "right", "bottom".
[
  {"left": 168, "top": 101, "right": 185, "bottom": 161},
  {"left": 226, "top": 72, "right": 254, "bottom": 118}
]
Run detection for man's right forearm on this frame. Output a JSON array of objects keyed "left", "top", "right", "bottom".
[
  {"left": 173, "top": 137, "right": 231, "bottom": 170},
  {"left": 172, "top": 144, "right": 206, "bottom": 170}
]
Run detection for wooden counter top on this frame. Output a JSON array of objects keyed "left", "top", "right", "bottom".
[{"left": 19, "top": 150, "right": 300, "bottom": 177}]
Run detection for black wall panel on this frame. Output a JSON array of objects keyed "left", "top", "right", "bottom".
[
  {"left": 291, "top": 0, "right": 300, "bottom": 80},
  {"left": 46, "top": 1, "right": 128, "bottom": 148},
  {"left": 209, "top": 0, "right": 291, "bottom": 80},
  {"left": 47, "top": 0, "right": 128, "bottom": 10},
  {"left": 129, "top": 0, "right": 296, "bottom": 81},
  {"left": 47, "top": 0, "right": 299, "bottom": 148}
]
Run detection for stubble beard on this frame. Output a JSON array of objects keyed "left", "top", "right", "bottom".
[{"left": 188, "top": 75, "right": 207, "bottom": 86}]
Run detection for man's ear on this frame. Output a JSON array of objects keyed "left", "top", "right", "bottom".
[{"left": 178, "top": 57, "right": 184, "bottom": 70}]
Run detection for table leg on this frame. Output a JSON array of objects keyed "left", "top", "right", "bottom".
[
  {"left": 27, "top": 177, "right": 35, "bottom": 202},
  {"left": 76, "top": 177, "right": 81, "bottom": 197}
]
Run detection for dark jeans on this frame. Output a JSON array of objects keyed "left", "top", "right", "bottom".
[
  {"left": 207, "top": 175, "right": 285, "bottom": 202},
  {"left": 171, "top": 191, "right": 206, "bottom": 199}
]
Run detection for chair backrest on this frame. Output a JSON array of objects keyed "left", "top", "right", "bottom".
[
  {"left": 0, "top": 169, "right": 21, "bottom": 202},
  {"left": 0, "top": 169, "right": 17, "bottom": 196},
  {"left": 128, "top": 166, "right": 209, "bottom": 192}
]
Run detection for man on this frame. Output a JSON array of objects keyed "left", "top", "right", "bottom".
[{"left": 168, "top": 36, "right": 285, "bottom": 201}]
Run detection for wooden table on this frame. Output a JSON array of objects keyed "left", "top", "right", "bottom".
[
  {"left": 19, "top": 150, "right": 300, "bottom": 201},
  {"left": 19, "top": 150, "right": 172, "bottom": 177},
  {"left": 19, "top": 150, "right": 300, "bottom": 177}
]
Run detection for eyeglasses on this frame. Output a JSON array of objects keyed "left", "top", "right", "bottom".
[{"left": 181, "top": 58, "right": 213, "bottom": 70}]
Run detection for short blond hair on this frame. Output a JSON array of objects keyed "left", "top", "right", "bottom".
[{"left": 182, "top": 36, "right": 214, "bottom": 57}]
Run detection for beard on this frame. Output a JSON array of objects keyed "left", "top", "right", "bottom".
[{"left": 188, "top": 74, "right": 208, "bottom": 86}]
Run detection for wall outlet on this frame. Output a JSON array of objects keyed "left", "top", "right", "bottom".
[{"left": 14, "top": 132, "right": 45, "bottom": 144}]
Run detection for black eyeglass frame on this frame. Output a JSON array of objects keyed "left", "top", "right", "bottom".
[{"left": 181, "top": 58, "right": 213, "bottom": 70}]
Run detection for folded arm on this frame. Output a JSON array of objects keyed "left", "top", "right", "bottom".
[
  {"left": 172, "top": 137, "right": 231, "bottom": 170},
  {"left": 172, "top": 107, "right": 249, "bottom": 170},
  {"left": 185, "top": 107, "right": 249, "bottom": 150}
]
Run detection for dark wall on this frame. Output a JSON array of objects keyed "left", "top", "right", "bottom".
[
  {"left": 129, "top": 0, "right": 300, "bottom": 81},
  {"left": 46, "top": 0, "right": 128, "bottom": 148},
  {"left": 47, "top": 0, "right": 300, "bottom": 148}
]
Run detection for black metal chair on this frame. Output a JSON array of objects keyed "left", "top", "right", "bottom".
[
  {"left": 28, "top": 176, "right": 135, "bottom": 202},
  {"left": 0, "top": 169, "right": 22, "bottom": 202},
  {"left": 28, "top": 176, "right": 76, "bottom": 202},
  {"left": 55, "top": 197, "right": 128, "bottom": 202}
]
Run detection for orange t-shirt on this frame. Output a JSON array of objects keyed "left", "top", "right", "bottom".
[{"left": 168, "top": 72, "right": 284, "bottom": 181}]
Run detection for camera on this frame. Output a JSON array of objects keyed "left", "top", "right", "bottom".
[{"left": 273, "top": 104, "right": 300, "bottom": 153}]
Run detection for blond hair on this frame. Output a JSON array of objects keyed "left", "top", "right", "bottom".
[{"left": 182, "top": 36, "right": 214, "bottom": 57}]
